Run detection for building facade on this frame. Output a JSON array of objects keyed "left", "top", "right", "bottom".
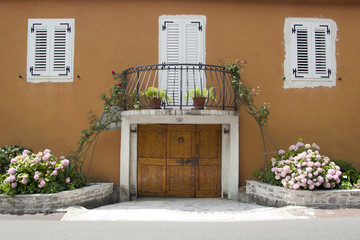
[{"left": 1, "top": 0, "right": 360, "bottom": 200}]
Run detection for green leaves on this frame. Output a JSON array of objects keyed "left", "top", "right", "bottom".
[
  {"left": 0, "top": 145, "right": 32, "bottom": 175},
  {"left": 226, "top": 59, "right": 270, "bottom": 126}
]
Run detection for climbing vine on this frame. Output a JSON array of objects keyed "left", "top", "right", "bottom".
[
  {"left": 225, "top": 59, "right": 277, "bottom": 165},
  {"left": 69, "top": 71, "right": 129, "bottom": 173},
  {"left": 225, "top": 59, "right": 270, "bottom": 126}
]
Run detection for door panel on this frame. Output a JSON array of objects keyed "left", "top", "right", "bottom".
[
  {"left": 137, "top": 125, "right": 167, "bottom": 196},
  {"left": 167, "top": 125, "right": 196, "bottom": 197},
  {"left": 195, "top": 125, "right": 222, "bottom": 198}
]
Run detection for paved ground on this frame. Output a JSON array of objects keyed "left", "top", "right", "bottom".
[
  {"left": 1, "top": 198, "right": 360, "bottom": 222},
  {"left": 60, "top": 198, "right": 360, "bottom": 222}
]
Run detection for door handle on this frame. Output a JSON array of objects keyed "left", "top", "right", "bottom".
[{"left": 176, "top": 158, "right": 185, "bottom": 166}]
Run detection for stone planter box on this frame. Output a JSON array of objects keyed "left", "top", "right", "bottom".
[
  {"left": 239, "top": 180, "right": 360, "bottom": 208},
  {"left": 0, "top": 183, "right": 113, "bottom": 214}
]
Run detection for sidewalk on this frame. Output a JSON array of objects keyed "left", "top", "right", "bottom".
[{"left": 60, "top": 198, "right": 360, "bottom": 222}]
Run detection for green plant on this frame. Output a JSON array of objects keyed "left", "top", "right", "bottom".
[
  {"left": 225, "top": 59, "right": 270, "bottom": 126},
  {"left": 144, "top": 87, "right": 172, "bottom": 102},
  {"left": 0, "top": 149, "right": 85, "bottom": 195},
  {"left": 225, "top": 59, "right": 275, "bottom": 168},
  {"left": 333, "top": 159, "right": 356, "bottom": 172},
  {"left": 71, "top": 71, "right": 128, "bottom": 172},
  {"left": 252, "top": 162, "right": 280, "bottom": 186},
  {"left": 339, "top": 169, "right": 360, "bottom": 190},
  {"left": 184, "top": 87, "right": 215, "bottom": 101},
  {"left": 0, "top": 145, "right": 33, "bottom": 175},
  {"left": 331, "top": 159, "right": 360, "bottom": 189}
]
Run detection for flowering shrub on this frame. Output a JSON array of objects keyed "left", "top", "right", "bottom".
[
  {"left": 226, "top": 59, "right": 270, "bottom": 125},
  {"left": 271, "top": 139, "right": 342, "bottom": 190},
  {"left": 0, "top": 149, "right": 85, "bottom": 195},
  {"left": 0, "top": 145, "right": 32, "bottom": 175}
]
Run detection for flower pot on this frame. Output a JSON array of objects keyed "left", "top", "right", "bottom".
[
  {"left": 149, "top": 98, "right": 162, "bottom": 109},
  {"left": 192, "top": 97, "right": 207, "bottom": 110}
]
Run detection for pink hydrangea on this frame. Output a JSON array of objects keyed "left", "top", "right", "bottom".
[
  {"left": 65, "top": 177, "right": 70, "bottom": 183},
  {"left": 8, "top": 167, "right": 16, "bottom": 175},
  {"left": 5, "top": 175, "right": 15, "bottom": 183},
  {"left": 21, "top": 178, "right": 27, "bottom": 185},
  {"left": 38, "top": 179, "right": 46, "bottom": 188},
  {"left": 42, "top": 153, "right": 51, "bottom": 161},
  {"left": 52, "top": 170, "right": 58, "bottom": 176},
  {"left": 61, "top": 159, "right": 70, "bottom": 167},
  {"left": 22, "top": 149, "right": 29, "bottom": 156},
  {"left": 278, "top": 149, "right": 285, "bottom": 155},
  {"left": 11, "top": 182, "right": 17, "bottom": 188},
  {"left": 34, "top": 172, "right": 40, "bottom": 180},
  {"left": 43, "top": 149, "right": 51, "bottom": 155},
  {"left": 33, "top": 157, "right": 41, "bottom": 163},
  {"left": 328, "top": 169, "right": 335, "bottom": 175},
  {"left": 289, "top": 145, "right": 298, "bottom": 151}
]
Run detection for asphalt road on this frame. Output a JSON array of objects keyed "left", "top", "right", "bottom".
[{"left": 0, "top": 217, "right": 360, "bottom": 240}]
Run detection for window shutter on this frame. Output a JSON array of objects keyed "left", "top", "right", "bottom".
[
  {"left": 160, "top": 17, "right": 205, "bottom": 105},
  {"left": 27, "top": 19, "right": 74, "bottom": 82},
  {"left": 313, "top": 24, "right": 331, "bottom": 78},
  {"left": 50, "top": 22, "right": 72, "bottom": 77},
  {"left": 161, "top": 20, "right": 180, "bottom": 103},
  {"left": 184, "top": 20, "right": 204, "bottom": 97},
  {"left": 291, "top": 23, "right": 311, "bottom": 79},
  {"left": 28, "top": 22, "right": 51, "bottom": 77},
  {"left": 291, "top": 22, "right": 331, "bottom": 80}
]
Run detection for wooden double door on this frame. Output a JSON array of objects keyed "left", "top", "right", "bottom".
[{"left": 137, "top": 124, "right": 221, "bottom": 198}]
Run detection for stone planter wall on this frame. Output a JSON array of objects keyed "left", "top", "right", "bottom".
[
  {"left": 0, "top": 183, "right": 113, "bottom": 214},
  {"left": 240, "top": 180, "right": 360, "bottom": 208}
]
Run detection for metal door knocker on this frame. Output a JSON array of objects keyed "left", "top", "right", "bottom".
[{"left": 178, "top": 137, "right": 184, "bottom": 143}]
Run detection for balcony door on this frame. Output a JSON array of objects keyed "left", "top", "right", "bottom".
[{"left": 159, "top": 15, "right": 206, "bottom": 106}]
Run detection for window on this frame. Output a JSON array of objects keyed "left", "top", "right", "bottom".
[
  {"left": 27, "top": 19, "right": 74, "bottom": 83},
  {"left": 159, "top": 15, "right": 206, "bottom": 105},
  {"left": 284, "top": 18, "right": 337, "bottom": 88}
]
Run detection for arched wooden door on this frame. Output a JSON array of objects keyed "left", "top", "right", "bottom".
[{"left": 137, "top": 124, "right": 221, "bottom": 198}]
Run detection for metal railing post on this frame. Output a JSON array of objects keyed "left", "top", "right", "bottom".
[
  {"left": 222, "top": 69, "right": 225, "bottom": 110},
  {"left": 180, "top": 66, "right": 183, "bottom": 109}
]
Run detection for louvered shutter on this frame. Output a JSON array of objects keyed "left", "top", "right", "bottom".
[
  {"left": 28, "top": 22, "right": 51, "bottom": 77},
  {"left": 313, "top": 24, "right": 331, "bottom": 78},
  {"left": 291, "top": 22, "right": 331, "bottom": 80},
  {"left": 27, "top": 19, "right": 74, "bottom": 82},
  {"left": 291, "top": 23, "right": 311, "bottom": 79},
  {"left": 159, "top": 17, "right": 205, "bottom": 105},
  {"left": 161, "top": 20, "right": 181, "bottom": 103},
  {"left": 50, "top": 22, "right": 72, "bottom": 77}
]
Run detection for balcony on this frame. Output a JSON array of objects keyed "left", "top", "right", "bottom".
[{"left": 123, "top": 63, "right": 237, "bottom": 110}]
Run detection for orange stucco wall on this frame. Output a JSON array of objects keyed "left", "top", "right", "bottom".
[{"left": 1, "top": 0, "right": 360, "bottom": 186}]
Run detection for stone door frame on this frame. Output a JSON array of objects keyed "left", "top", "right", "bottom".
[{"left": 119, "top": 109, "right": 239, "bottom": 201}]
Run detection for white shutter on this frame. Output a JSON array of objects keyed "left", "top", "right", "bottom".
[
  {"left": 183, "top": 20, "right": 204, "bottom": 96},
  {"left": 161, "top": 20, "right": 181, "bottom": 103},
  {"left": 313, "top": 24, "right": 331, "bottom": 78},
  {"left": 291, "top": 23, "right": 311, "bottom": 79},
  {"left": 28, "top": 21, "right": 51, "bottom": 77},
  {"left": 159, "top": 17, "right": 205, "bottom": 105},
  {"left": 291, "top": 22, "right": 331, "bottom": 80},
  {"left": 50, "top": 22, "right": 72, "bottom": 77},
  {"left": 27, "top": 19, "right": 74, "bottom": 82}
]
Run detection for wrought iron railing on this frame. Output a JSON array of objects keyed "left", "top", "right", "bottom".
[{"left": 123, "top": 63, "right": 237, "bottom": 110}]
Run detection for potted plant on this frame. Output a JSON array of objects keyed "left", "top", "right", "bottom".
[
  {"left": 144, "top": 87, "right": 172, "bottom": 109},
  {"left": 185, "top": 87, "right": 215, "bottom": 109}
]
